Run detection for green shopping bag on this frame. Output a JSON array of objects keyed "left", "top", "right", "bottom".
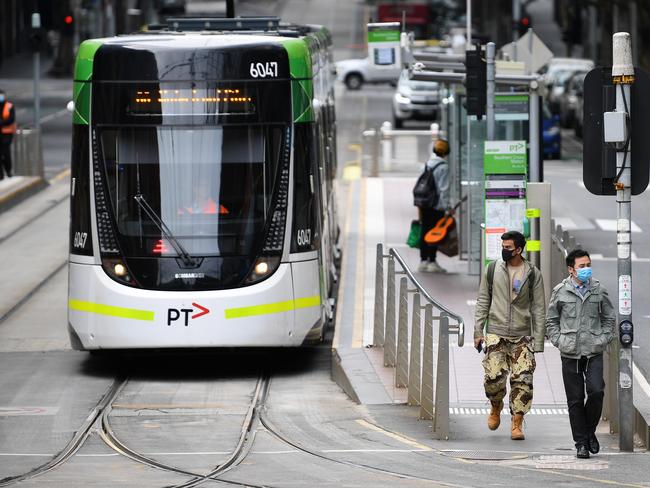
[{"left": 406, "top": 220, "right": 421, "bottom": 248}]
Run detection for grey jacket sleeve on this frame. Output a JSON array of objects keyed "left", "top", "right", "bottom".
[
  {"left": 433, "top": 163, "right": 450, "bottom": 211},
  {"left": 545, "top": 287, "right": 561, "bottom": 348},
  {"left": 474, "top": 267, "right": 491, "bottom": 338},
  {"left": 600, "top": 286, "right": 616, "bottom": 344},
  {"left": 531, "top": 269, "right": 546, "bottom": 352}
]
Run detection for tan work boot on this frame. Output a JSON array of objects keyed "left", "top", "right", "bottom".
[
  {"left": 511, "top": 413, "right": 525, "bottom": 440},
  {"left": 487, "top": 401, "right": 503, "bottom": 430}
]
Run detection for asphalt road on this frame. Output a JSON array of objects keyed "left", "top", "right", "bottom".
[{"left": 2, "top": 0, "right": 650, "bottom": 486}]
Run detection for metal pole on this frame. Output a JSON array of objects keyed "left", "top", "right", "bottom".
[
  {"left": 384, "top": 257, "right": 397, "bottom": 367},
  {"left": 486, "top": 42, "right": 495, "bottom": 141},
  {"left": 395, "top": 277, "right": 410, "bottom": 388},
  {"left": 466, "top": 0, "right": 472, "bottom": 49},
  {"left": 512, "top": 0, "right": 521, "bottom": 42},
  {"left": 373, "top": 243, "right": 385, "bottom": 346},
  {"left": 529, "top": 94, "right": 540, "bottom": 182},
  {"left": 407, "top": 293, "right": 422, "bottom": 406},
  {"left": 612, "top": 31, "right": 634, "bottom": 453},
  {"left": 32, "top": 13, "right": 41, "bottom": 130}
]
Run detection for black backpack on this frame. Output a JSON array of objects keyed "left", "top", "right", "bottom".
[{"left": 413, "top": 161, "right": 444, "bottom": 208}]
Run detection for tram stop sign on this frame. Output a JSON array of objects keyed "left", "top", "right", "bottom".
[{"left": 582, "top": 67, "right": 650, "bottom": 195}]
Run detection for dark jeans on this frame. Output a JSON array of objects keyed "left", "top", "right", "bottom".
[
  {"left": 561, "top": 354, "right": 605, "bottom": 448},
  {"left": 419, "top": 208, "right": 445, "bottom": 261},
  {"left": 0, "top": 141, "right": 11, "bottom": 179}
]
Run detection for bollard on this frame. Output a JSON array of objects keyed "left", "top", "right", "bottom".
[
  {"left": 420, "top": 304, "right": 434, "bottom": 420},
  {"left": 373, "top": 243, "right": 385, "bottom": 346},
  {"left": 380, "top": 121, "right": 392, "bottom": 172},
  {"left": 433, "top": 314, "right": 450, "bottom": 440},
  {"left": 407, "top": 293, "right": 422, "bottom": 406},
  {"left": 526, "top": 208, "right": 541, "bottom": 269},
  {"left": 395, "top": 277, "right": 409, "bottom": 388},
  {"left": 383, "top": 256, "right": 397, "bottom": 367}
]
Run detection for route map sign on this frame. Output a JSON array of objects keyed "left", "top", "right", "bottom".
[{"left": 484, "top": 141, "right": 527, "bottom": 261}]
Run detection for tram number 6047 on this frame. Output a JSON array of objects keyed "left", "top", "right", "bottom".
[
  {"left": 250, "top": 61, "right": 278, "bottom": 78},
  {"left": 297, "top": 228, "right": 312, "bottom": 247}
]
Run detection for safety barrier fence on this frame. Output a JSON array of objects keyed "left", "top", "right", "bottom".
[
  {"left": 374, "top": 243, "right": 465, "bottom": 439},
  {"left": 550, "top": 220, "right": 620, "bottom": 433},
  {"left": 11, "top": 128, "right": 44, "bottom": 178}
]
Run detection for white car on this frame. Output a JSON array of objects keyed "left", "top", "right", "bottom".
[
  {"left": 392, "top": 70, "right": 440, "bottom": 128},
  {"left": 335, "top": 57, "right": 401, "bottom": 90}
]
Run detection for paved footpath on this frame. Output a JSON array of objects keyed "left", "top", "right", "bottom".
[{"left": 332, "top": 175, "right": 650, "bottom": 486}]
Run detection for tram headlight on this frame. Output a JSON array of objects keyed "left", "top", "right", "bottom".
[
  {"left": 245, "top": 256, "right": 281, "bottom": 284},
  {"left": 101, "top": 257, "right": 138, "bottom": 287}
]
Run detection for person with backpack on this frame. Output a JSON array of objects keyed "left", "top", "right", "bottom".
[
  {"left": 473, "top": 231, "right": 546, "bottom": 440},
  {"left": 546, "top": 249, "right": 614, "bottom": 459},
  {"left": 413, "top": 138, "right": 450, "bottom": 273}
]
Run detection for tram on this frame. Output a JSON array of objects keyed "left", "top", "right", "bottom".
[{"left": 67, "top": 17, "right": 339, "bottom": 349}]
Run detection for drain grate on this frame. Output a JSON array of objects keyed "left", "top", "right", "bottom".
[{"left": 440, "top": 450, "right": 528, "bottom": 461}]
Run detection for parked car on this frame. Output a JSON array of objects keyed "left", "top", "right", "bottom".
[
  {"left": 558, "top": 71, "right": 587, "bottom": 128},
  {"left": 392, "top": 69, "right": 440, "bottom": 128},
  {"left": 541, "top": 57, "right": 593, "bottom": 113},
  {"left": 335, "top": 57, "right": 400, "bottom": 90},
  {"left": 574, "top": 90, "right": 584, "bottom": 139},
  {"left": 543, "top": 101, "right": 561, "bottom": 160}
]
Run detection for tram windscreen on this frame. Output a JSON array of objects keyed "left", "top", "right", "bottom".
[{"left": 99, "top": 125, "right": 285, "bottom": 257}]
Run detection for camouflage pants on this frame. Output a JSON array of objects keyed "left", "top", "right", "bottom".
[{"left": 482, "top": 335, "right": 536, "bottom": 415}]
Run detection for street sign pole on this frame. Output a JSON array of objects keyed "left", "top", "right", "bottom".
[
  {"left": 32, "top": 12, "right": 41, "bottom": 130},
  {"left": 612, "top": 32, "right": 634, "bottom": 452}
]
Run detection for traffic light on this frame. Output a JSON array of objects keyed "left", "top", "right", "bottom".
[
  {"left": 29, "top": 27, "right": 45, "bottom": 52},
  {"left": 516, "top": 15, "right": 532, "bottom": 36},
  {"left": 62, "top": 13, "right": 74, "bottom": 37},
  {"left": 465, "top": 46, "right": 486, "bottom": 119}
]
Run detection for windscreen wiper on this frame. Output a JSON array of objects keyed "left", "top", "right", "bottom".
[{"left": 133, "top": 194, "right": 196, "bottom": 267}]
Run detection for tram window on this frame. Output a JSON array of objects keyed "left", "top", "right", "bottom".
[{"left": 98, "top": 125, "right": 285, "bottom": 257}]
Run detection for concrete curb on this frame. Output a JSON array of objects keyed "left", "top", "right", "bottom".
[{"left": 0, "top": 177, "right": 48, "bottom": 213}]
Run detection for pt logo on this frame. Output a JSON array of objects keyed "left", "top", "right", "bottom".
[{"left": 167, "top": 302, "right": 210, "bottom": 326}]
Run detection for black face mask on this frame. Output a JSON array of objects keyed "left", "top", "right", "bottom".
[{"left": 502, "top": 249, "right": 516, "bottom": 262}]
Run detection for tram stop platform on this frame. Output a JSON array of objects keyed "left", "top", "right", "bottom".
[
  {"left": 331, "top": 175, "right": 650, "bottom": 473},
  {"left": 0, "top": 176, "right": 46, "bottom": 212}
]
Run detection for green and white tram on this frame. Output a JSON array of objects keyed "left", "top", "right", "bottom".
[{"left": 67, "top": 18, "right": 339, "bottom": 349}]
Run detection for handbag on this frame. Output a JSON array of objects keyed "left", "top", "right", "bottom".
[
  {"left": 437, "top": 224, "right": 459, "bottom": 257},
  {"left": 406, "top": 220, "right": 421, "bottom": 248}
]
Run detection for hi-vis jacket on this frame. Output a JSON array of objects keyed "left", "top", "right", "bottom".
[
  {"left": 1, "top": 101, "right": 16, "bottom": 135},
  {"left": 474, "top": 259, "right": 546, "bottom": 352},
  {"left": 546, "top": 277, "right": 615, "bottom": 359}
]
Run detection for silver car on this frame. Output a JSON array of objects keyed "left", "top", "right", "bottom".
[{"left": 392, "top": 70, "right": 440, "bottom": 128}]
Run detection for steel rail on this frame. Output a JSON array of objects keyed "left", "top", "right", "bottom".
[
  {"left": 0, "top": 377, "right": 127, "bottom": 487},
  {"left": 388, "top": 248, "right": 465, "bottom": 347}
]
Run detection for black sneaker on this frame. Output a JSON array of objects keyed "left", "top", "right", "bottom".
[
  {"left": 576, "top": 445, "right": 590, "bottom": 459},
  {"left": 588, "top": 433, "right": 600, "bottom": 454}
]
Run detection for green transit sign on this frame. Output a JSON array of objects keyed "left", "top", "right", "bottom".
[
  {"left": 367, "top": 30, "right": 400, "bottom": 43},
  {"left": 484, "top": 140, "right": 527, "bottom": 174}
]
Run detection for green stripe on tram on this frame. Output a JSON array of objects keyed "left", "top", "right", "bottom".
[
  {"left": 69, "top": 299, "right": 155, "bottom": 321},
  {"left": 224, "top": 295, "right": 321, "bottom": 319},
  {"left": 73, "top": 39, "right": 103, "bottom": 125}
]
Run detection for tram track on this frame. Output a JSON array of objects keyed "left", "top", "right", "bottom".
[{"left": 0, "top": 376, "right": 127, "bottom": 487}]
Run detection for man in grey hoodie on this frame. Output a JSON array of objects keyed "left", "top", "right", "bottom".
[{"left": 546, "top": 248, "right": 615, "bottom": 459}]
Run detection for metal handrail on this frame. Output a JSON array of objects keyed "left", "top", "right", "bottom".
[{"left": 389, "top": 247, "right": 465, "bottom": 347}]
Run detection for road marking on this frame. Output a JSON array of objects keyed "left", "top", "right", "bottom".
[
  {"left": 552, "top": 217, "right": 595, "bottom": 231},
  {"left": 322, "top": 448, "right": 430, "bottom": 453},
  {"left": 633, "top": 363, "right": 650, "bottom": 400},
  {"left": 0, "top": 406, "right": 58, "bottom": 416},
  {"left": 355, "top": 419, "right": 432, "bottom": 451},
  {"left": 466, "top": 299, "right": 477, "bottom": 306},
  {"left": 591, "top": 253, "right": 650, "bottom": 263},
  {"left": 40, "top": 107, "right": 69, "bottom": 124},
  {"left": 343, "top": 143, "right": 362, "bottom": 181},
  {"left": 595, "top": 219, "right": 642, "bottom": 233},
  {"left": 49, "top": 167, "right": 70, "bottom": 183}
]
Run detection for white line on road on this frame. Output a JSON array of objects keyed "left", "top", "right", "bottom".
[{"left": 595, "top": 219, "right": 642, "bottom": 233}]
